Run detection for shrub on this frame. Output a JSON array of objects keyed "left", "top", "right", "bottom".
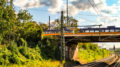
[
  {"left": 40, "top": 36, "right": 58, "bottom": 59},
  {"left": 0, "top": 35, "right": 3, "bottom": 45},
  {"left": 19, "top": 46, "right": 28, "bottom": 58},
  {"left": 78, "top": 43, "right": 110, "bottom": 63},
  {"left": 9, "top": 52, "right": 21, "bottom": 64},
  {"left": 0, "top": 48, "right": 11, "bottom": 65},
  {"left": 19, "top": 46, "right": 42, "bottom": 60},
  {"left": 7, "top": 41, "right": 19, "bottom": 55}
]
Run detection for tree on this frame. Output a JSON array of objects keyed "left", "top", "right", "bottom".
[
  {"left": 50, "top": 19, "right": 61, "bottom": 30},
  {"left": 18, "top": 10, "right": 32, "bottom": 22},
  {"left": 39, "top": 23, "right": 48, "bottom": 30},
  {"left": 51, "top": 16, "right": 78, "bottom": 30},
  {"left": 17, "top": 22, "right": 43, "bottom": 47},
  {"left": 64, "top": 16, "right": 78, "bottom": 27}
]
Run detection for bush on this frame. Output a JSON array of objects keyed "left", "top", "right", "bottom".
[
  {"left": 40, "top": 36, "right": 58, "bottom": 59},
  {"left": 0, "top": 35, "right": 3, "bottom": 45},
  {"left": 7, "top": 41, "right": 19, "bottom": 55},
  {"left": 9, "top": 53, "right": 21, "bottom": 64},
  {"left": 19, "top": 46, "right": 28, "bottom": 58},
  {"left": 19, "top": 46, "right": 42, "bottom": 61},
  {"left": 78, "top": 43, "right": 110, "bottom": 63},
  {"left": 0, "top": 48, "right": 11, "bottom": 65}
]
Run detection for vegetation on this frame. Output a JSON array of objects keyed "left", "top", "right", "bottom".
[
  {"left": 77, "top": 43, "right": 110, "bottom": 63},
  {"left": 0, "top": 42, "right": 61, "bottom": 67},
  {"left": 0, "top": 0, "right": 61, "bottom": 67}
]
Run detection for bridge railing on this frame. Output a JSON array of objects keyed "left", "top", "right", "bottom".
[{"left": 43, "top": 28, "right": 120, "bottom": 36}]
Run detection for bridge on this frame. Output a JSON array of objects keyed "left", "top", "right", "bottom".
[
  {"left": 44, "top": 26, "right": 120, "bottom": 42},
  {"left": 43, "top": 26, "right": 120, "bottom": 60}
]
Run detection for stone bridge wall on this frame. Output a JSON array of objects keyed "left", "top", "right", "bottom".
[{"left": 65, "top": 44, "right": 78, "bottom": 60}]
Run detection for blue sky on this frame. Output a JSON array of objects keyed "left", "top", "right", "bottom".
[
  {"left": 106, "top": 0, "right": 118, "bottom": 6},
  {"left": 13, "top": 0, "right": 120, "bottom": 26}
]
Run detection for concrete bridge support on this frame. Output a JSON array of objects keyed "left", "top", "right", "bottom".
[{"left": 65, "top": 43, "right": 79, "bottom": 60}]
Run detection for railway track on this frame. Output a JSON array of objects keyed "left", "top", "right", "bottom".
[
  {"left": 108, "top": 54, "right": 120, "bottom": 67},
  {"left": 72, "top": 54, "right": 119, "bottom": 67}
]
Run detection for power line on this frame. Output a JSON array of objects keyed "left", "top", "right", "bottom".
[
  {"left": 91, "top": 0, "right": 102, "bottom": 16},
  {"left": 87, "top": 0, "right": 99, "bottom": 15}
]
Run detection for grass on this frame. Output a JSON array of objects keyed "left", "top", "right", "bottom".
[
  {"left": 78, "top": 49, "right": 110, "bottom": 63},
  {"left": 0, "top": 60, "right": 62, "bottom": 67}
]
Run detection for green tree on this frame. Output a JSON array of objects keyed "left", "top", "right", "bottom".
[
  {"left": 64, "top": 16, "right": 78, "bottom": 27},
  {"left": 17, "top": 22, "right": 43, "bottom": 47},
  {"left": 18, "top": 10, "right": 32, "bottom": 22},
  {"left": 51, "top": 16, "right": 78, "bottom": 30},
  {"left": 39, "top": 22, "right": 48, "bottom": 30}
]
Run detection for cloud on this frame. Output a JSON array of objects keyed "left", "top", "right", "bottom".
[
  {"left": 13, "top": 0, "right": 40, "bottom": 9},
  {"left": 47, "top": 0, "right": 63, "bottom": 14},
  {"left": 71, "top": 0, "right": 92, "bottom": 10},
  {"left": 67, "top": 0, "right": 107, "bottom": 15},
  {"left": 69, "top": 0, "right": 119, "bottom": 16},
  {"left": 13, "top": 0, "right": 63, "bottom": 13},
  {"left": 13, "top": 0, "right": 105, "bottom": 15},
  {"left": 67, "top": 5, "right": 79, "bottom": 16}
]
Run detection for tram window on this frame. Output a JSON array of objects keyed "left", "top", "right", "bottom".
[
  {"left": 90, "top": 30, "right": 94, "bottom": 32},
  {"left": 105, "top": 30, "right": 109, "bottom": 32},
  {"left": 109, "top": 29, "right": 114, "bottom": 32},
  {"left": 85, "top": 30, "right": 89, "bottom": 32},
  {"left": 95, "top": 30, "right": 99, "bottom": 32},
  {"left": 101, "top": 30, "right": 105, "bottom": 32}
]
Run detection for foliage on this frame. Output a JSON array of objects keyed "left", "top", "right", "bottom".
[
  {"left": 64, "top": 16, "right": 78, "bottom": 27},
  {"left": 39, "top": 23, "right": 49, "bottom": 30},
  {"left": 0, "top": 44, "right": 43, "bottom": 65},
  {"left": 51, "top": 16, "right": 78, "bottom": 29},
  {"left": 18, "top": 10, "right": 32, "bottom": 22},
  {"left": 40, "top": 36, "right": 58, "bottom": 59},
  {"left": 78, "top": 43, "right": 110, "bottom": 63},
  {"left": 1, "top": 60, "right": 62, "bottom": 67}
]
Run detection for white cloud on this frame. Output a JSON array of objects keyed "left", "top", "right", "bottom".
[
  {"left": 14, "top": 0, "right": 41, "bottom": 9},
  {"left": 48, "top": 0, "right": 63, "bottom": 14},
  {"left": 68, "top": 5, "right": 79, "bottom": 16},
  {"left": 14, "top": 0, "right": 63, "bottom": 14}
]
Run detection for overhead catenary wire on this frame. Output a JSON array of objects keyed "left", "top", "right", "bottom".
[
  {"left": 91, "top": 0, "right": 102, "bottom": 16},
  {"left": 87, "top": 0, "right": 100, "bottom": 16}
]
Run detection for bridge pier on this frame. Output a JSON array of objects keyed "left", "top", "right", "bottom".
[{"left": 65, "top": 43, "right": 78, "bottom": 61}]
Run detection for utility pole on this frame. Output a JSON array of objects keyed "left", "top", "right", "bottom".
[
  {"left": 61, "top": 11, "right": 65, "bottom": 61},
  {"left": 99, "top": 25, "right": 102, "bottom": 41},
  {"left": 67, "top": 0, "right": 69, "bottom": 26},
  {"left": 49, "top": 16, "right": 50, "bottom": 30}
]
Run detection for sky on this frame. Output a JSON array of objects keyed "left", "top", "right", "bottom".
[
  {"left": 95, "top": 42, "right": 120, "bottom": 49},
  {"left": 13, "top": 0, "right": 120, "bottom": 27},
  {"left": 12, "top": 0, "right": 120, "bottom": 48}
]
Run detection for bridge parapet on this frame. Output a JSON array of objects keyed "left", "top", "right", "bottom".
[{"left": 43, "top": 26, "right": 120, "bottom": 35}]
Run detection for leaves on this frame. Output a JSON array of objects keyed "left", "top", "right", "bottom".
[{"left": 18, "top": 10, "right": 32, "bottom": 22}]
